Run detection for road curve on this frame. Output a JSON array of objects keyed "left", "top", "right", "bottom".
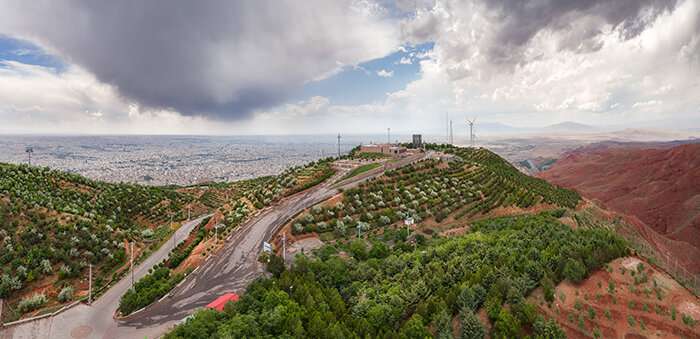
[
  {"left": 1, "top": 154, "right": 427, "bottom": 339},
  {"left": 0, "top": 215, "right": 210, "bottom": 339}
]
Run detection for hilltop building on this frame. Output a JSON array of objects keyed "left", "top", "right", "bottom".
[{"left": 359, "top": 143, "right": 407, "bottom": 156}]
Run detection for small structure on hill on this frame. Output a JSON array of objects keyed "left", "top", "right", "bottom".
[{"left": 359, "top": 143, "right": 407, "bottom": 156}]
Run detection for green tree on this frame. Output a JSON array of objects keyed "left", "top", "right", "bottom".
[
  {"left": 349, "top": 239, "right": 369, "bottom": 260},
  {"left": 562, "top": 258, "right": 587, "bottom": 283},
  {"left": 399, "top": 314, "right": 432, "bottom": 339},
  {"left": 434, "top": 308, "right": 454, "bottom": 339},
  {"left": 460, "top": 309, "right": 485, "bottom": 339},
  {"left": 541, "top": 275, "right": 555, "bottom": 303},
  {"left": 493, "top": 308, "right": 520, "bottom": 339},
  {"left": 259, "top": 252, "right": 285, "bottom": 278}
]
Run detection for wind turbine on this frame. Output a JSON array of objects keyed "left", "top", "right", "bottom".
[{"left": 466, "top": 118, "right": 476, "bottom": 147}]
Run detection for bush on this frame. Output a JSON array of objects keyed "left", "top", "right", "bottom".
[
  {"left": 533, "top": 316, "right": 566, "bottom": 339},
  {"left": 562, "top": 258, "right": 587, "bottom": 283},
  {"left": 118, "top": 267, "right": 184, "bottom": 315},
  {"left": 18, "top": 293, "right": 47, "bottom": 313},
  {"left": 58, "top": 286, "right": 74, "bottom": 302}
]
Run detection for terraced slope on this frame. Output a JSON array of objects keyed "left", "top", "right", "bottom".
[
  {"left": 290, "top": 145, "right": 579, "bottom": 237},
  {"left": 0, "top": 163, "right": 190, "bottom": 319}
]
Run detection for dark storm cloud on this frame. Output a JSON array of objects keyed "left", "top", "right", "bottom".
[
  {"left": 484, "top": 0, "right": 678, "bottom": 63},
  {"left": 0, "top": 0, "right": 396, "bottom": 120}
]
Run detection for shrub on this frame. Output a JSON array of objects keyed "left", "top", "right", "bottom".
[
  {"left": 562, "top": 258, "right": 587, "bottom": 283},
  {"left": 58, "top": 286, "right": 74, "bottom": 302},
  {"left": 18, "top": 293, "right": 47, "bottom": 313},
  {"left": 533, "top": 316, "right": 566, "bottom": 339}
]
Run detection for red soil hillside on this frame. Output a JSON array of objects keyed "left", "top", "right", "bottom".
[{"left": 539, "top": 141, "right": 700, "bottom": 273}]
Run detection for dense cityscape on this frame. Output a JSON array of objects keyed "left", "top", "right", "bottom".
[{"left": 0, "top": 135, "right": 374, "bottom": 185}]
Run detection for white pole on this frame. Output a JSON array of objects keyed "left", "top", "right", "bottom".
[
  {"left": 88, "top": 264, "right": 92, "bottom": 304},
  {"left": 130, "top": 242, "right": 135, "bottom": 289},
  {"left": 282, "top": 233, "right": 286, "bottom": 261}
]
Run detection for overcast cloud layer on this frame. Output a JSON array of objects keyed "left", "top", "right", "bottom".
[
  {"left": 0, "top": 0, "right": 698, "bottom": 134},
  {"left": 0, "top": 0, "right": 397, "bottom": 120}
]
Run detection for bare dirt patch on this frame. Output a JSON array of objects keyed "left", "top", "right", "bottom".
[{"left": 529, "top": 256, "right": 700, "bottom": 338}]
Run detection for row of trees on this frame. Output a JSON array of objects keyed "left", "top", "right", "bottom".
[
  {"left": 166, "top": 212, "right": 627, "bottom": 337},
  {"left": 0, "top": 163, "right": 189, "bottom": 305},
  {"left": 247, "top": 159, "right": 335, "bottom": 209},
  {"left": 291, "top": 145, "right": 581, "bottom": 237}
]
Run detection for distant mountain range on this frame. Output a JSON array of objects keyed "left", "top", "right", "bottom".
[{"left": 476, "top": 121, "right": 599, "bottom": 135}]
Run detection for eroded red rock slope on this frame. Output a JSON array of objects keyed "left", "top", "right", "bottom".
[{"left": 539, "top": 141, "right": 700, "bottom": 273}]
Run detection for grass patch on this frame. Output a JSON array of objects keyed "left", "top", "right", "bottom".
[{"left": 340, "top": 162, "right": 382, "bottom": 181}]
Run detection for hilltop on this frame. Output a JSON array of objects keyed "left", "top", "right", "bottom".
[{"left": 539, "top": 141, "right": 700, "bottom": 273}]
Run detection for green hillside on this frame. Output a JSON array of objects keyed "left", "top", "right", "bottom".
[
  {"left": 0, "top": 163, "right": 191, "bottom": 317},
  {"left": 291, "top": 145, "right": 579, "bottom": 237},
  {"left": 167, "top": 212, "right": 627, "bottom": 338},
  {"left": 166, "top": 147, "right": 621, "bottom": 338}
]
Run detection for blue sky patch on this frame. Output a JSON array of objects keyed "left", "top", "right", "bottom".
[
  {"left": 0, "top": 36, "right": 65, "bottom": 71},
  {"left": 296, "top": 42, "right": 434, "bottom": 105}
]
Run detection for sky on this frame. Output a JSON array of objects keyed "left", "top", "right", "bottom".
[{"left": 0, "top": 0, "right": 698, "bottom": 135}]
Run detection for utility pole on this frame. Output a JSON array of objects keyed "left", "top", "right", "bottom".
[
  {"left": 337, "top": 133, "right": 341, "bottom": 158},
  {"left": 25, "top": 147, "right": 33, "bottom": 166},
  {"left": 172, "top": 228, "right": 176, "bottom": 250},
  {"left": 1, "top": 298, "right": 4, "bottom": 327},
  {"left": 187, "top": 206, "right": 191, "bottom": 220},
  {"left": 88, "top": 264, "right": 93, "bottom": 304},
  {"left": 282, "top": 233, "right": 287, "bottom": 262},
  {"left": 130, "top": 242, "right": 135, "bottom": 290}
]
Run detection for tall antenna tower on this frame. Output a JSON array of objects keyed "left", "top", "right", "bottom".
[
  {"left": 449, "top": 120, "right": 453, "bottom": 145},
  {"left": 387, "top": 128, "right": 391, "bottom": 144},
  {"left": 466, "top": 118, "right": 476, "bottom": 147},
  {"left": 25, "top": 146, "right": 33, "bottom": 165},
  {"left": 337, "top": 133, "right": 341, "bottom": 158}
]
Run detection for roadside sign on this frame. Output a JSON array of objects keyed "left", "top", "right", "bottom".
[
  {"left": 262, "top": 242, "right": 272, "bottom": 253},
  {"left": 404, "top": 217, "right": 414, "bottom": 226}
]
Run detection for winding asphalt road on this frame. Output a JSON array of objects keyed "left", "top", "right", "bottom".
[
  {"left": 1, "top": 154, "right": 427, "bottom": 339},
  {"left": 0, "top": 215, "right": 210, "bottom": 339}
]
